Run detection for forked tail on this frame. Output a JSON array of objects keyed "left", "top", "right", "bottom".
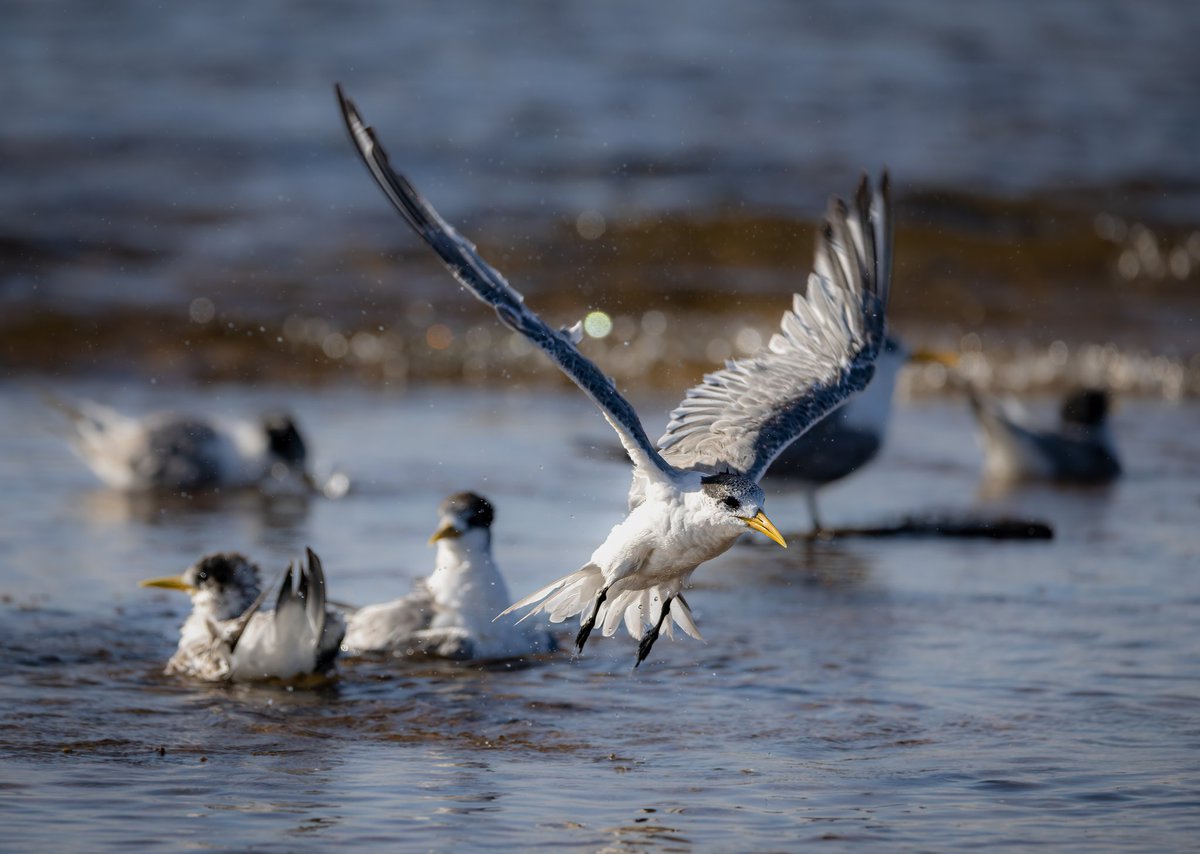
[{"left": 497, "top": 564, "right": 606, "bottom": 626}]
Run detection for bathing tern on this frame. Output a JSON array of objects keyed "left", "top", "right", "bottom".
[
  {"left": 337, "top": 85, "right": 891, "bottom": 666},
  {"left": 342, "top": 492, "right": 557, "bottom": 661},
  {"left": 141, "top": 549, "right": 345, "bottom": 682}
]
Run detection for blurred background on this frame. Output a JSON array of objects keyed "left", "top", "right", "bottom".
[{"left": 3, "top": 0, "right": 1198, "bottom": 397}]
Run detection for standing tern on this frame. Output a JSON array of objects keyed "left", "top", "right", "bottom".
[
  {"left": 769, "top": 337, "right": 955, "bottom": 535},
  {"left": 342, "top": 492, "right": 558, "bottom": 661},
  {"left": 337, "top": 85, "right": 891, "bottom": 667},
  {"left": 48, "top": 396, "right": 312, "bottom": 493},
  {"left": 968, "top": 387, "right": 1121, "bottom": 483},
  {"left": 141, "top": 549, "right": 345, "bottom": 682}
]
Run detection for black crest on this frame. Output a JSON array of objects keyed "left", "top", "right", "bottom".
[
  {"left": 261, "top": 412, "right": 307, "bottom": 465},
  {"left": 440, "top": 492, "right": 495, "bottom": 529},
  {"left": 190, "top": 552, "right": 253, "bottom": 588},
  {"left": 1061, "top": 389, "right": 1109, "bottom": 427}
]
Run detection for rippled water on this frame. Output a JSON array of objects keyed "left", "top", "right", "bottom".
[{"left": 1, "top": 381, "right": 1197, "bottom": 849}]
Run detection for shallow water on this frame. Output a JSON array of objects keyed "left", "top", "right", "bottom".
[{"left": 1, "top": 380, "right": 1198, "bottom": 849}]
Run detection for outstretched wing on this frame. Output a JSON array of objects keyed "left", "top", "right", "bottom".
[
  {"left": 657, "top": 174, "right": 892, "bottom": 482},
  {"left": 336, "top": 85, "right": 677, "bottom": 481}
]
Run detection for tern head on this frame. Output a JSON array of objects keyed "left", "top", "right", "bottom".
[
  {"left": 261, "top": 412, "right": 308, "bottom": 467},
  {"left": 140, "top": 552, "right": 262, "bottom": 620},
  {"left": 700, "top": 473, "right": 787, "bottom": 549},
  {"left": 1060, "top": 388, "right": 1110, "bottom": 428},
  {"left": 429, "top": 492, "right": 495, "bottom": 549}
]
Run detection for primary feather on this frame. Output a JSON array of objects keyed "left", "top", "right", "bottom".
[{"left": 657, "top": 177, "right": 891, "bottom": 482}]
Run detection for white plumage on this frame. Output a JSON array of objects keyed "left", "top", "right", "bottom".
[
  {"left": 342, "top": 492, "right": 557, "bottom": 661},
  {"left": 141, "top": 549, "right": 345, "bottom": 682},
  {"left": 337, "top": 86, "right": 891, "bottom": 666}
]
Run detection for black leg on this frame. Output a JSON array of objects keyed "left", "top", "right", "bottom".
[
  {"left": 806, "top": 490, "right": 824, "bottom": 540},
  {"left": 634, "top": 595, "right": 674, "bottom": 669},
  {"left": 575, "top": 585, "right": 609, "bottom": 654}
]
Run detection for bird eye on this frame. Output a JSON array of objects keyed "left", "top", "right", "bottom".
[{"left": 722, "top": 496, "right": 741, "bottom": 511}]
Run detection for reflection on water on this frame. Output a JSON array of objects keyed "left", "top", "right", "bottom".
[
  {"left": 1, "top": 384, "right": 1199, "bottom": 848},
  {"left": 77, "top": 488, "right": 315, "bottom": 530}
]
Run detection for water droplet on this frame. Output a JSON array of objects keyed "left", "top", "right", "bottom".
[{"left": 576, "top": 210, "right": 606, "bottom": 240}]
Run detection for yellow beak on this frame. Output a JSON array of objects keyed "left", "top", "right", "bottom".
[
  {"left": 909, "top": 348, "right": 959, "bottom": 368},
  {"left": 428, "top": 522, "right": 463, "bottom": 545},
  {"left": 139, "top": 574, "right": 196, "bottom": 592},
  {"left": 742, "top": 511, "right": 788, "bottom": 549}
]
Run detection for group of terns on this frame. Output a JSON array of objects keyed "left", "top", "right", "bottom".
[{"left": 54, "top": 84, "right": 1121, "bottom": 683}]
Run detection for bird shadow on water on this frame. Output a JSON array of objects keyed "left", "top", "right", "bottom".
[{"left": 725, "top": 538, "right": 876, "bottom": 591}]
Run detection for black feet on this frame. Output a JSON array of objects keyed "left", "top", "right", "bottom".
[
  {"left": 634, "top": 596, "right": 673, "bottom": 669},
  {"left": 574, "top": 586, "right": 609, "bottom": 654}
]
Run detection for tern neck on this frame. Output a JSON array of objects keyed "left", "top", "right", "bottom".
[
  {"left": 190, "top": 582, "right": 260, "bottom": 624},
  {"left": 429, "top": 527, "right": 510, "bottom": 612}
]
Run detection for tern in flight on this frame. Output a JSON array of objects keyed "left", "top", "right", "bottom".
[{"left": 336, "top": 85, "right": 891, "bottom": 667}]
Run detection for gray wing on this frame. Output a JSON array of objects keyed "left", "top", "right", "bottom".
[
  {"left": 658, "top": 174, "right": 892, "bottom": 482},
  {"left": 342, "top": 578, "right": 438, "bottom": 652},
  {"left": 336, "top": 86, "right": 676, "bottom": 481},
  {"left": 140, "top": 416, "right": 223, "bottom": 489},
  {"left": 224, "top": 583, "right": 275, "bottom": 655},
  {"left": 303, "top": 548, "right": 345, "bottom": 670}
]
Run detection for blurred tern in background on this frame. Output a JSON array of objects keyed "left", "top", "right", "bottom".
[
  {"left": 47, "top": 395, "right": 347, "bottom": 497},
  {"left": 968, "top": 387, "right": 1121, "bottom": 483},
  {"left": 337, "top": 85, "right": 891, "bottom": 667}
]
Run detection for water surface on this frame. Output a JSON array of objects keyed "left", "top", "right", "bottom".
[{"left": 1, "top": 381, "right": 1197, "bottom": 849}]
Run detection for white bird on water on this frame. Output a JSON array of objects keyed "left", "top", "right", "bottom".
[
  {"left": 342, "top": 492, "right": 557, "bottom": 661},
  {"left": 337, "top": 85, "right": 891, "bottom": 666},
  {"left": 48, "top": 396, "right": 313, "bottom": 493},
  {"left": 141, "top": 549, "right": 345, "bottom": 682}
]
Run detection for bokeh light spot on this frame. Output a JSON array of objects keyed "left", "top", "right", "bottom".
[
  {"left": 735, "top": 327, "right": 762, "bottom": 354},
  {"left": 189, "top": 297, "right": 215, "bottom": 324},
  {"left": 584, "top": 310, "right": 613, "bottom": 338},
  {"left": 576, "top": 210, "right": 606, "bottom": 240},
  {"left": 426, "top": 324, "right": 454, "bottom": 350}
]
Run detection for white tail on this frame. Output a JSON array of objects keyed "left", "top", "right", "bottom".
[
  {"left": 601, "top": 586, "right": 703, "bottom": 642},
  {"left": 497, "top": 565, "right": 605, "bottom": 625},
  {"left": 498, "top": 568, "right": 704, "bottom": 644}
]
